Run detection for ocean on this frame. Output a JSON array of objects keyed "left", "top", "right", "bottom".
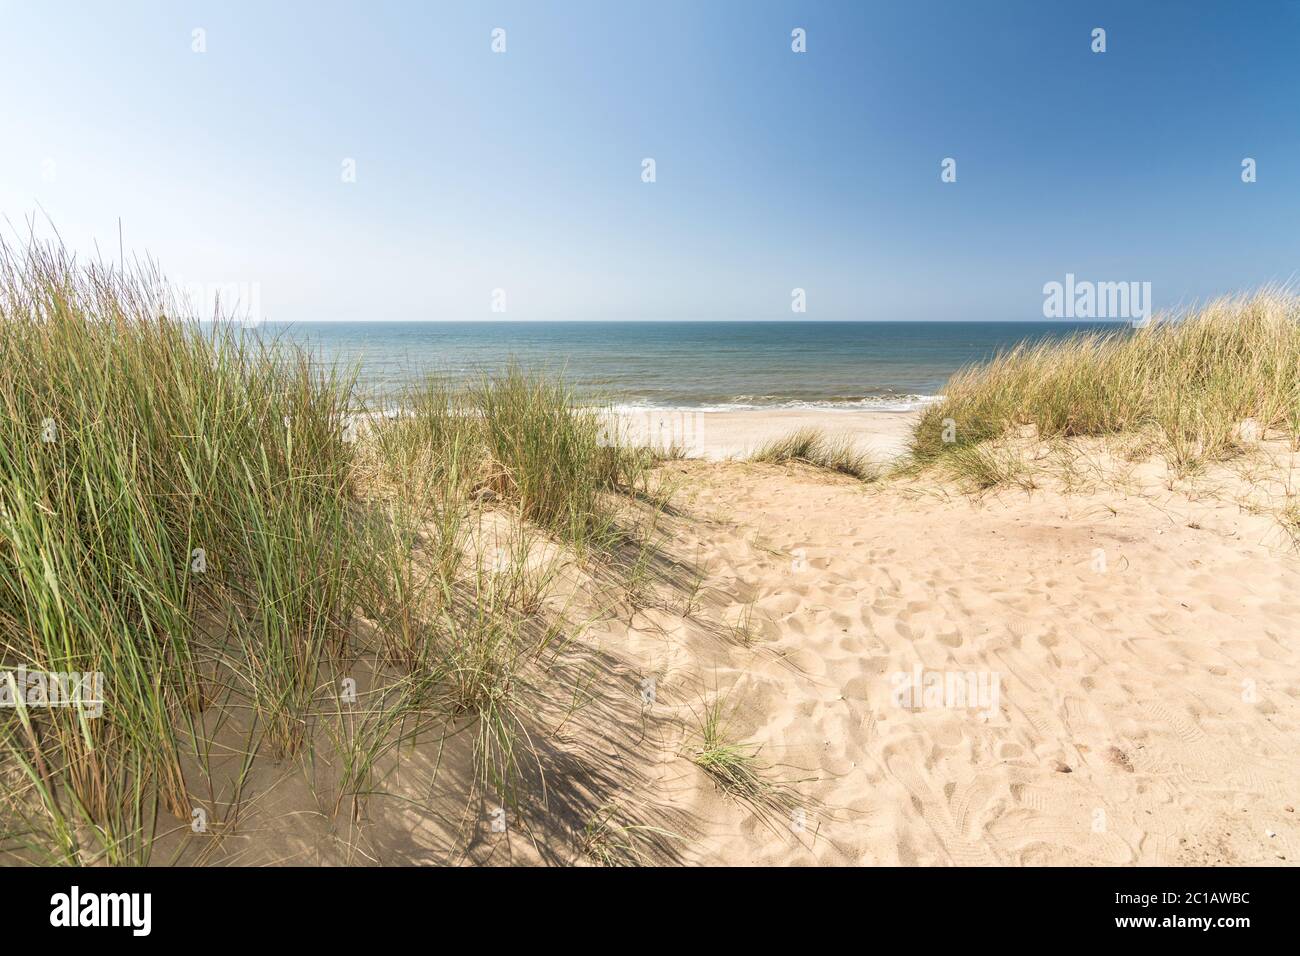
[{"left": 261, "top": 320, "right": 1127, "bottom": 411}]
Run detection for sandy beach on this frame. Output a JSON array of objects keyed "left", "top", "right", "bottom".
[{"left": 615, "top": 408, "right": 922, "bottom": 460}]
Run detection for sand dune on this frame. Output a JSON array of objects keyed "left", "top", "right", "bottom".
[
  {"left": 174, "top": 416, "right": 1300, "bottom": 866},
  {"left": 640, "top": 457, "right": 1300, "bottom": 864}
]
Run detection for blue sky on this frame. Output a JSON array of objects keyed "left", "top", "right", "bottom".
[{"left": 1, "top": 0, "right": 1297, "bottom": 321}]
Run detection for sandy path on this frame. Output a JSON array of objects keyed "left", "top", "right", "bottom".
[
  {"left": 170, "top": 451, "right": 1300, "bottom": 866},
  {"left": 582, "top": 459, "right": 1300, "bottom": 865}
]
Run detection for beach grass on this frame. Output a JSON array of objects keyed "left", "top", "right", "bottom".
[
  {"left": 0, "top": 241, "right": 364, "bottom": 862},
  {"left": 690, "top": 696, "right": 770, "bottom": 800},
  {"left": 576, "top": 800, "right": 679, "bottom": 866},
  {"left": 751, "top": 427, "right": 878, "bottom": 480},
  {"left": 0, "top": 238, "right": 669, "bottom": 863},
  {"left": 688, "top": 692, "right": 804, "bottom": 836},
  {"left": 939, "top": 443, "right": 1037, "bottom": 492},
  {"left": 911, "top": 290, "right": 1300, "bottom": 477}
]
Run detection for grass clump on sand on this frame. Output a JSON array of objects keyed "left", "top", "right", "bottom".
[
  {"left": 938, "top": 444, "right": 1037, "bottom": 492},
  {"left": 691, "top": 698, "right": 769, "bottom": 799},
  {"left": 0, "top": 237, "right": 670, "bottom": 864},
  {"left": 688, "top": 693, "right": 803, "bottom": 834},
  {"left": 576, "top": 800, "right": 679, "bottom": 867},
  {"left": 472, "top": 366, "right": 654, "bottom": 548},
  {"left": 751, "top": 427, "right": 878, "bottom": 481},
  {"left": 366, "top": 365, "right": 656, "bottom": 554},
  {"left": 687, "top": 691, "right": 818, "bottom": 840},
  {"left": 0, "top": 239, "right": 359, "bottom": 863},
  {"left": 911, "top": 290, "right": 1300, "bottom": 479}
]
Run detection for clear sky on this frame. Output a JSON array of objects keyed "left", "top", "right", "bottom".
[{"left": 2, "top": 0, "right": 1297, "bottom": 321}]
